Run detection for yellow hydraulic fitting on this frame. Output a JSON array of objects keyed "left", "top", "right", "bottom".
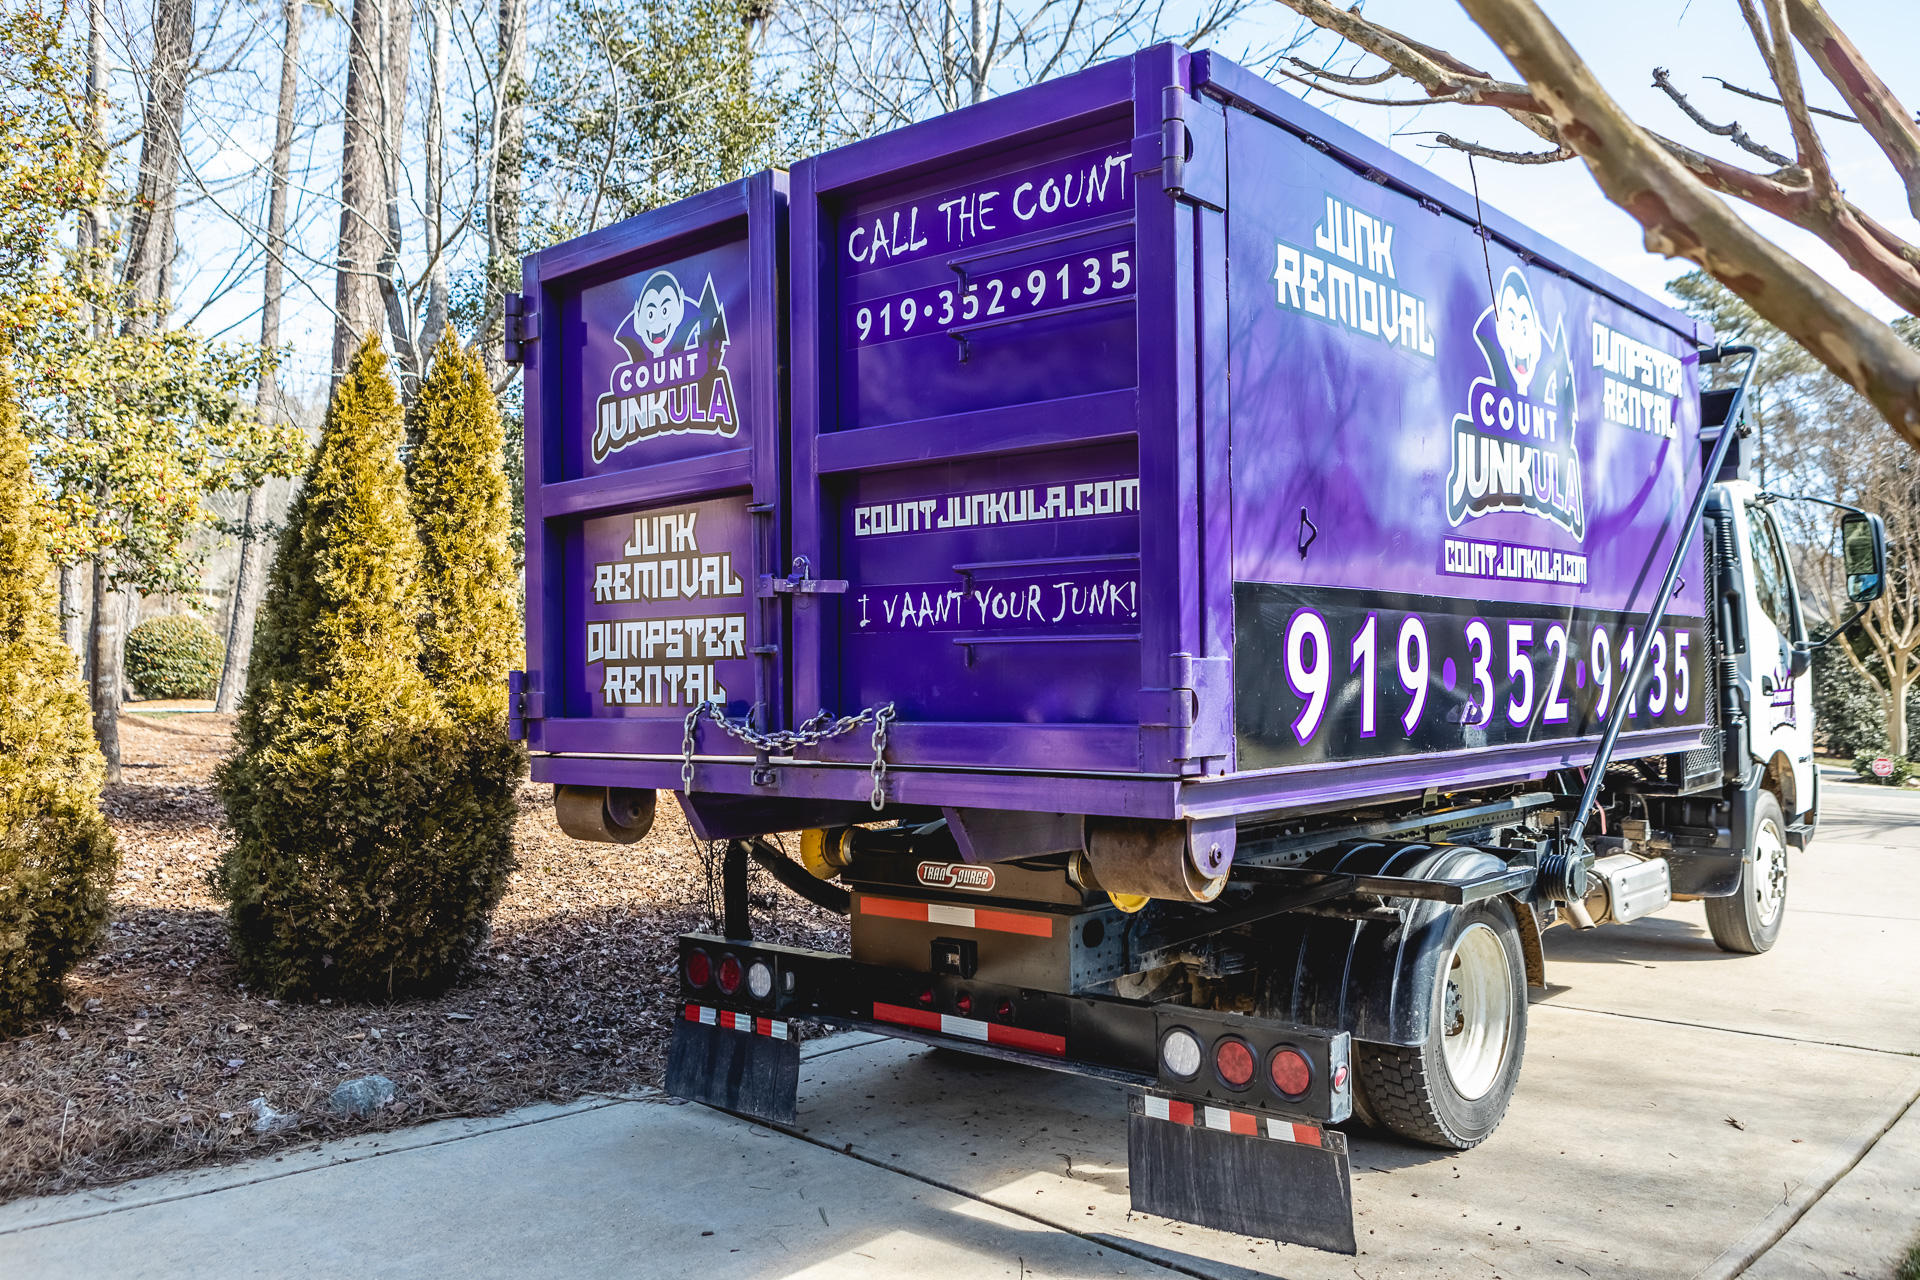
[{"left": 799, "top": 826, "right": 854, "bottom": 880}]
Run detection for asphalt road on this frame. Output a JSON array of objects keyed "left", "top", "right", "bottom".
[{"left": 3, "top": 772, "right": 1916, "bottom": 1279}]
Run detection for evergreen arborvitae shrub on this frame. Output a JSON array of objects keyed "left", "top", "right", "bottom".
[
  {"left": 404, "top": 333, "right": 523, "bottom": 933},
  {"left": 407, "top": 334, "right": 525, "bottom": 728},
  {"left": 213, "top": 337, "right": 501, "bottom": 999},
  {"left": 0, "top": 362, "right": 117, "bottom": 1032},
  {"left": 125, "top": 613, "right": 225, "bottom": 699}
]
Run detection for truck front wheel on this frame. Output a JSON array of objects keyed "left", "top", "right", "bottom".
[
  {"left": 1705, "top": 790, "right": 1788, "bottom": 954},
  {"left": 1356, "top": 899, "right": 1528, "bottom": 1150}
]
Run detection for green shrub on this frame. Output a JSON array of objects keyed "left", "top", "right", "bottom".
[
  {"left": 407, "top": 333, "right": 523, "bottom": 728},
  {"left": 213, "top": 337, "right": 511, "bottom": 1000},
  {"left": 1851, "top": 751, "right": 1912, "bottom": 786},
  {"left": 1813, "top": 632, "right": 1889, "bottom": 757},
  {"left": 404, "top": 334, "right": 525, "bottom": 920},
  {"left": 125, "top": 614, "right": 225, "bottom": 699},
  {"left": 0, "top": 361, "right": 118, "bottom": 1032}
]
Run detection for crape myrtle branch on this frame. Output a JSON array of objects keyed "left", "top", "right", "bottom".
[
  {"left": 1650, "top": 66, "right": 1791, "bottom": 167},
  {"left": 1272, "top": 0, "right": 1920, "bottom": 448},
  {"left": 1783, "top": 0, "right": 1920, "bottom": 223},
  {"left": 1708, "top": 77, "right": 1867, "bottom": 125},
  {"left": 1420, "top": 134, "right": 1573, "bottom": 165}
]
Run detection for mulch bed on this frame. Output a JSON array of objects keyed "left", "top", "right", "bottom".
[{"left": 0, "top": 707, "right": 847, "bottom": 1203}]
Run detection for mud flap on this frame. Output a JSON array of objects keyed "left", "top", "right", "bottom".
[
  {"left": 665, "top": 1007, "right": 800, "bottom": 1127},
  {"left": 1127, "top": 1092, "right": 1356, "bottom": 1255}
]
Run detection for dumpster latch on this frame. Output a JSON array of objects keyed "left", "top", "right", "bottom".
[{"left": 760, "top": 555, "right": 848, "bottom": 596}]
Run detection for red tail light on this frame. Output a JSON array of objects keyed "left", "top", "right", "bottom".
[
  {"left": 954, "top": 994, "right": 972, "bottom": 1016},
  {"left": 1270, "top": 1046, "right": 1312, "bottom": 1098},
  {"left": 684, "top": 949, "right": 712, "bottom": 988},
  {"left": 1214, "top": 1037, "right": 1256, "bottom": 1089},
  {"left": 716, "top": 953, "right": 744, "bottom": 995}
]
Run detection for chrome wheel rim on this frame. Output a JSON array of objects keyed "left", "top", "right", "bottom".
[
  {"left": 1440, "top": 922, "right": 1513, "bottom": 1102},
  {"left": 1754, "top": 819, "right": 1788, "bottom": 927}
]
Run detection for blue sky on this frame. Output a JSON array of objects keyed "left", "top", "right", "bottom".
[{"left": 1241, "top": 0, "right": 1918, "bottom": 321}]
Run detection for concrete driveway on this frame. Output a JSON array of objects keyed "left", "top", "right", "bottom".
[{"left": 3, "top": 772, "right": 1916, "bottom": 1279}]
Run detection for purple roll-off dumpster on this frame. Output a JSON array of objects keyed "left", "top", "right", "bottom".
[{"left": 513, "top": 44, "right": 1709, "bottom": 892}]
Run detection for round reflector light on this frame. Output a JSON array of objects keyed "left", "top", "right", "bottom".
[
  {"left": 1215, "top": 1037, "right": 1256, "bottom": 1088},
  {"left": 954, "top": 994, "right": 972, "bottom": 1016},
  {"left": 684, "top": 949, "right": 712, "bottom": 988},
  {"left": 746, "top": 960, "right": 774, "bottom": 1001},
  {"left": 1270, "top": 1046, "right": 1313, "bottom": 1098},
  {"left": 716, "top": 953, "right": 744, "bottom": 996},
  {"left": 1160, "top": 1028, "right": 1203, "bottom": 1081}
]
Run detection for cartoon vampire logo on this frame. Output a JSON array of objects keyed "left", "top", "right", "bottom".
[{"left": 591, "top": 268, "right": 738, "bottom": 464}]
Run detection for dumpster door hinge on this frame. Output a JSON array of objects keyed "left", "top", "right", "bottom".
[
  {"left": 1163, "top": 654, "right": 1231, "bottom": 762},
  {"left": 503, "top": 293, "right": 540, "bottom": 365},
  {"left": 508, "top": 670, "right": 544, "bottom": 741}
]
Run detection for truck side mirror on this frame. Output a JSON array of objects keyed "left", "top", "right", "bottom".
[{"left": 1841, "top": 512, "right": 1888, "bottom": 604}]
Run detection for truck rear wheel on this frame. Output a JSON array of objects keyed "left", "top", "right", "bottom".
[
  {"left": 1705, "top": 790, "right": 1788, "bottom": 954},
  {"left": 1356, "top": 899, "right": 1527, "bottom": 1150}
]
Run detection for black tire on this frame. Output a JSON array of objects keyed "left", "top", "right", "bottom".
[
  {"left": 1705, "top": 790, "right": 1788, "bottom": 955},
  {"left": 1356, "top": 898, "right": 1528, "bottom": 1150}
]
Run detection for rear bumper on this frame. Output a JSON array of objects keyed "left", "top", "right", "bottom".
[{"left": 669, "top": 929, "right": 1360, "bottom": 1254}]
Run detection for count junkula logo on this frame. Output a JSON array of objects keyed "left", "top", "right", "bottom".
[
  {"left": 1445, "top": 266, "right": 1584, "bottom": 540},
  {"left": 591, "top": 268, "right": 739, "bottom": 464}
]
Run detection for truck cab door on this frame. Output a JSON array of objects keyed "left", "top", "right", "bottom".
[{"left": 1738, "top": 499, "right": 1815, "bottom": 815}]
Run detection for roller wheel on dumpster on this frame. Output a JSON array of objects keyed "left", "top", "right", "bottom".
[
  {"left": 1356, "top": 899, "right": 1528, "bottom": 1150},
  {"left": 1705, "top": 790, "right": 1788, "bottom": 955}
]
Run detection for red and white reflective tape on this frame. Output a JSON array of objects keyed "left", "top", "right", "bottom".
[
  {"left": 684, "top": 1004, "right": 789, "bottom": 1040},
  {"left": 1141, "top": 1093, "right": 1324, "bottom": 1147},
  {"left": 871, "top": 1001, "right": 1066, "bottom": 1057},
  {"left": 856, "top": 895, "right": 1054, "bottom": 938}
]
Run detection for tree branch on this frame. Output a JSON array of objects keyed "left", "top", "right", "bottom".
[
  {"left": 1454, "top": 0, "right": 1920, "bottom": 446},
  {"left": 1761, "top": 0, "right": 1842, "bottom": 210},
  {"left": 1708, "top": 76, "right": 1860, "bottom": 123},
  {"left": 1417, "top": 133, "right": 1573, "bottom": 164},
  {"left": 1785, "top": 0, "right": 1920, "bottom": 222},
  {"left": 1270, "top": 0, "right": 1557, "bottom": 141},
  {"left": 1283, "top": 56, "right": 1393, "bottom": 88},
  {"left": 1651, "top": 66, "right": 1791, "bottom": 166}
]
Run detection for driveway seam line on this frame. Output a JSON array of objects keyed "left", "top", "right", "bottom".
[
  {"left": 1538, "top": 1002, "right": 1918, "bottom": 1058},
  {"left": 759, "top": 1120, "right": 1201, "bottom": 1277},
  {"left": 1694, "top": 1076, "right": 1920, "bottom": 1280}
]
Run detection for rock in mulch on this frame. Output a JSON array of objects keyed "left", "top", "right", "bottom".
[{"left": 328, "top": 1074, "right": 397, "bottom": 1117}]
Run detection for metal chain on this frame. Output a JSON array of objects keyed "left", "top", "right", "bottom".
[
  {"left": 682, "top": 699, "right": 898, "bottom": 810},
  {"left": 867, "top": 703, "right": 896, "bottom": 811}
]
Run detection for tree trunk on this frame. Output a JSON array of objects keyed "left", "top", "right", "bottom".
[
  {"left": 1891, "top": 653, "right": 1912, "bottom": 759},
  {"left": 332, "top": 0, "right": 390, "bottom": 377},
  {"left": 421, "top": 0, "right": 451, "bottom": 362},
  {"left": 89, "top": 559, "right": 122, "bottom": 785},
  {"left": 484, "top": 0, "right": 529, "bottom": 383},
  {"left": 969, "top": 0, "right": 987, "bottom": 103},
  {"left": 216, "top": 0, "right": 301, "bottom": 712},
  {"left": 217, "top": 487, "right": 266, "bottom": 712},
  {"left": 59, "top": 562, "right": 87, "bottom": 659},
  {"left": 121, "top": 0, "right": 195, "bottom": 324},
  {"left": 376, "top": 0, "right": 416, "bottom": 388}
]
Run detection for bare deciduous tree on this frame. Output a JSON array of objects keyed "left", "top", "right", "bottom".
[
  {"left": 216, "top": 0, "right": 305, "bottom": 713},
  {"left": 778, "top": 0, "right": 1277, "bottom": 140},
  {"left": 330, "top": 0, "right": 389, "bottom": 375},
  {"left": 1274, "top": 0, "right": 1920, "bottom": 449}
]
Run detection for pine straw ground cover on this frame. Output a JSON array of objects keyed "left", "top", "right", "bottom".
[{"left": 0, "top": 708, "right": 847, "bottom": 1202}]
